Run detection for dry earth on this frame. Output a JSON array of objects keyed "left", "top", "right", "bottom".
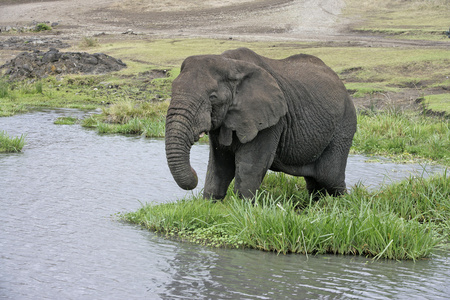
[
  {"left": 0, "top": 0, "right": 346, "bottom": 39},
  {"left": 2, "top": 0, "right": 448, "bottom": 45}
]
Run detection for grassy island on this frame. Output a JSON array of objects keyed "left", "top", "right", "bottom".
[{"left": 122, "top": 172, "right": 449, "bottom": 260}]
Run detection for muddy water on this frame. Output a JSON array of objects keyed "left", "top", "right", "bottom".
[{"left": 1, "top": 109, "right": 449, "bottom": 299}]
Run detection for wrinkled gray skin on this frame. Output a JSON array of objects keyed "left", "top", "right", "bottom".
[{"left": 165, "top": 47, "right": 357, "bottom": 200}]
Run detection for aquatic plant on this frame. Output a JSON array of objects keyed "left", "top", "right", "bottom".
[
  {"left": 0, "top": 131, "right": 26, "bottom": 153},
  {"left": 122, "top": 171, "right": 450, "bottom": 260},
  {"left": 54, "top": 116, "right": 78, "bottom": 125}
]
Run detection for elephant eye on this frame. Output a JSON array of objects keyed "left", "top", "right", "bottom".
[{"left": 209, "top": 93, "right": 218, "bottom": 101}]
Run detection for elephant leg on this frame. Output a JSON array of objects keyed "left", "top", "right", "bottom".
[
  {"left": 306, "top": 137, "right": 353, "bottom": 197},
  {"left": 203, "top": 147, "right": 235, "bottom": 200},
  {"left": 234, "top": 126, "right": 282, "bottom": 199}
]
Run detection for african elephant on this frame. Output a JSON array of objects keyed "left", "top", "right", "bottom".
[{"left": 165, "top": 47, "right": 357, "bottom": 200}]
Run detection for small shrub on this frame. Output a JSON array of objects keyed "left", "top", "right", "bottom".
[
  {"left": 80, "top": 37, "right": 99, "bottom": 48},
  {"left": 34, "top": 23, "right": 52, "bottom": 32}
]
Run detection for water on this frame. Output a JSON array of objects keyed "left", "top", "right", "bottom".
[{"left": 1, "top": 109, "right": 449, "bottom": 299}]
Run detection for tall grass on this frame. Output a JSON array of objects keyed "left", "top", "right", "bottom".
[
  {"left": 100, "top": 100, "right": 169, "bottom": 124},
  {"left": 0, "top": 131, "right": 26, "bottom": 152},
  {"left": 93, "top": 116, "right": 166, "bottom": 137},
  {"left": 122, "top": 172, "right": 449, "bottom": 260},
  {"left": 82, "top": 100, "right": 168, "bottom": 137},
  {"left": 353, "top": 110, "right": 450, "bottom": 164}
]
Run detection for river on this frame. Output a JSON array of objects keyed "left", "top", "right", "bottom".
[{"left": 1, "top": 109, "right": 449, "bottom": 299}]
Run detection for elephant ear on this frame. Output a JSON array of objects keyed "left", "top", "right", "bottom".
[{"left": 223, "top": 60, "right": 287, "bottom": 144}]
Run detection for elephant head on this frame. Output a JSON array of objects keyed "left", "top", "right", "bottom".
[{"left": 165, "top": 54, "right": 287, "bottom": 190}]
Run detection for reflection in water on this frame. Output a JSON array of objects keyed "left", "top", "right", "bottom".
[{"left": 0, "top": 109, "right": 449, "bottom": 299}]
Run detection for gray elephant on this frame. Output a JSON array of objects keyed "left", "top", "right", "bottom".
[{"left": 165, "top": 47, "right": 357, "bottom": 200}]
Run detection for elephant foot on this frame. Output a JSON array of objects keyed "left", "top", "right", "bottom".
[{"left": 305, "top": 176, "right": 347, "bottom": 199}]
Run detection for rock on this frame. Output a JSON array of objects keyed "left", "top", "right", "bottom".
[{"left": 0, "top": 49, "right": 127, "bottom": 80}]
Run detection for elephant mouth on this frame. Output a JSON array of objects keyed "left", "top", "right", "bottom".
[{"left": 195, "top": 131, "right": 208, "bottom": 142}]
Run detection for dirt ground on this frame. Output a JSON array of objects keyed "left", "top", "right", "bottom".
[
  {"left": 2, "top": 0, "right": 448, "bottom": 46},
  {"left": 0, "top": 0, "right": 448, "bottom": 110}
]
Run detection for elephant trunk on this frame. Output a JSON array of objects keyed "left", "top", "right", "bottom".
[{"left": 165, "top": 103, "right": 199, "bottom": 190}]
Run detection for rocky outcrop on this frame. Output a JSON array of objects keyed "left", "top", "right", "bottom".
[{"left": 1, "top": 48, "right": 126, "bottom": 80}]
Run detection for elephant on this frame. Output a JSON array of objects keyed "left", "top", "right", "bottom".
[{"left": 165, "top": 47, "right": 357, "bottom": 200}]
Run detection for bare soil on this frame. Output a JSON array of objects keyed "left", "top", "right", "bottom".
[
  {"left": 0, "top": 0, "right": 448, "bottom": 110},
  {"left": 2, "top": 0, "right": 448, "bottom": 46}
]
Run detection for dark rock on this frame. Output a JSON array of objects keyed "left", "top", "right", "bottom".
[{"left": 0, "top": 49, "right": 127, "bottom": 80}]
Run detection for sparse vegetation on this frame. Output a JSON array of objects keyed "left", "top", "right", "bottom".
[
  {"left": 80, "top": 36, "right": 99, "bottom": 48},
  {"left": 54, "top": 116, "right": 78, "bottom": 125},
  {"left": 34, "top": 23, "right": 52, "bottom": 32},
  {"left": 423, "top": 94, "right": 450, "bottom": 115},
  {"left": 344, "top": 0, "right": 450, "bottom": 40}
]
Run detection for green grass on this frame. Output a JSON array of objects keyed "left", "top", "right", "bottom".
[
  {"left": 90, "top": 38, "right": 449, "bottom": 99},
  {"left": 423, "top": 94, "right": 450, "bottom": 114},
  {"left": 81, "top": 100, "right": 169, "bottom": 137},
  {"left": 122, "top": 171, "right": 450, "bottom": 260},
  {"left": 353, "top": 110, "right": 450, "bottom": 165},
  {"left": 83, "top": 100, "right": 450, "bottom": 165},
  {"left": 0, "top": 131, "right": 26, "bottom": 152},
  {"left": 0, "top": 71, "right": 174, "bottom": 117},
  {"left": 34, "top": 23, "right": 52, "bottom": 32},
  {"left": 1, "top": 37, "right": 448, "bottom": 117},
  {"left": 54, "top": 116, "right": 78, "bottom": 125},
  {"left": 84, "top": 116, "right": 166, "bottom": 137}
]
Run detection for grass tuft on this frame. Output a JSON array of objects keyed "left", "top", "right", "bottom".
[
  {"left": 0, "top": 131, "right": 26, "bottom": 153},
  {"left": 54, "top": 116, "right": 78, "bottom": 125}
]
